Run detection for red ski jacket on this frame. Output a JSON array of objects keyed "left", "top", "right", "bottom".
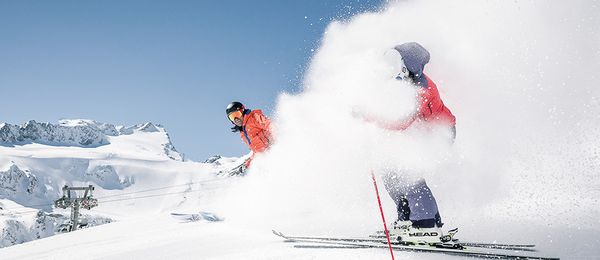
[
  {"left": 415, "top": 75, "right": 455, "bottom": 126},
  {"left": 240, "top": 109, "right": 273, "bottom": 167},
  {"left": 381, "top": 75, "right": 456, "bottom": 131}
]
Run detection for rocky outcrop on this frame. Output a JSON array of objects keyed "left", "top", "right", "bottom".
[
  {"left": 0, "top": 164, "right": 52, "bottom": 208},
  {"left": 0, "top": 211, "right": 113, "bottom": 248}
]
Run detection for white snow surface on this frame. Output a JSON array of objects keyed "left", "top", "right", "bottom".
[
  {"left": 1, "top": 0, "right": 600, "bottom": 259},
  {"left": 0, "top": 120, "right": 192, "bottom": 249}
]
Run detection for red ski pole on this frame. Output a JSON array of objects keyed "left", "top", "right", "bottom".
[{"left": 371, "top": 170, "right": 396, "bottom": 260}]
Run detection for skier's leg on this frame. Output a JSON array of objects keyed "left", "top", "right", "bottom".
[
  {"left": 382, "top": 172, "right": 410, "bottom": 221},
  {"left": 405, "top": 178, "right": 442, "bottom": 228}
]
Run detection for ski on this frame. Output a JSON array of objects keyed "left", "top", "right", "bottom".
[
  {"left": 294, "top": 244, "right": 371, "bottom": 249},
  {"left": 371, "top": 231, "right": 536, "bottom": 248},
  {"left": 459, "top": 242, "right": 536, "bottom": 251},
  {"left": 291, "top": 242, "right": 552, "bottom": 259},
  {"left": 273, "top": 230, "right": 536, "bottom": 251},
  {"left": 273, "top": 230, "right": 559, "bottom": 260},
  {"left": 170, "top": 212, "right": 223, "bottom": 222},
  {"left": 370, "top": 233, "right": 536, "bottom": 251}
]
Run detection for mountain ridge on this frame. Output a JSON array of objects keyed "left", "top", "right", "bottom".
[{"left": 0, "top": 120, "right": 182, "bottom": 161}]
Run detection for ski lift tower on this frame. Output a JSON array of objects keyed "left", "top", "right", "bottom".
[{"left": 54, "top": 185, "right": 98, "bottom": 232}]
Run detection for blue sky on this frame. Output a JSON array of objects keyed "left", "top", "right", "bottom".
[{"left": 0, "top": 0, "right": 383, "bottom": 161}]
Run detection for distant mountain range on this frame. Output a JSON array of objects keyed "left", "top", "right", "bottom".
[{"left": 0, "top": 119, "right": 182, "bottom": 161}]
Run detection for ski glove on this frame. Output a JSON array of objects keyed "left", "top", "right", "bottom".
[{"left": 230, "top": 125, "right": 243, "bottom": 132}]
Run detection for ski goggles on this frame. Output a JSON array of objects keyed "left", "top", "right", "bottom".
[{"left": 228, "top": 110, "right": 243, "bottom": 122}]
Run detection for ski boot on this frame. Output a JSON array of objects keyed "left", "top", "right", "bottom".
[
  {"left": 388, "top": 220, "right": 443, "bottom": 245},
  {"left": 385, "top": 220, "right": 462, "bottom": 249}
]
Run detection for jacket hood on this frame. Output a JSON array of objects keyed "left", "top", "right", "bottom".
[{"left": 394, "top": 42, "right": 430, "bottom": 81}]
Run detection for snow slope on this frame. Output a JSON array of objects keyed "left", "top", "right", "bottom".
[
  {"left": 1, "top": 0, "right": 600, "bottom": 259},
  {"left": 0, "top": 120, "right": 205, "bottom": 247}
]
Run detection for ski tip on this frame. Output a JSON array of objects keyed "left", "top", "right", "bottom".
[
  {"left": 272, "top": 230, "right": 291, "bottom": 240},
  {"left": 198, "top": 212, "right": 224, "bottom": 222}
]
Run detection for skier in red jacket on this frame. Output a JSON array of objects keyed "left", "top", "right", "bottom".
[
  {"left": 226, "top": 101, "right": 273, "bottom": 174},
  {"left": 375, "top": 42, "right": 456, "bottom": 238}
]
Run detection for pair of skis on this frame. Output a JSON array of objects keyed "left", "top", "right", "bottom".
[
  {"left": 170, "top": 212, "right": 223, "bottom": 222},
  {"left": 369, "top": 231, "right": 536, "bottom": 252},
  {"left": 272, "top": 230, "right": 559, "bottom": 260}
]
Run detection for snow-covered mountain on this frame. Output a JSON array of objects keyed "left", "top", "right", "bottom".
[
  {"left": 0, "top": 120, "right": 182, "bottom": 161},
  {"left": 1, "top": 120, "right": 113, "bottom": 147},
  {"left": 0, "top": 119, "right": 199, "bottom": 248}
]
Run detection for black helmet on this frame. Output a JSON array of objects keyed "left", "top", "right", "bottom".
[{"left": 226, "top": 101, "right": 245, "bottom": 115}]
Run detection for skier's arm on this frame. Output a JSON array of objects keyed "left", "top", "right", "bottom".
[
  {"left": 253, "top": 112, "right": 271, "bottom": 131},
  {"left": 253, "top": 112, "right": 273, "bottom": 142},
  {"left": 353, "top": 108, "right": 418, "bottom": 131},
  {"left": 381, "top": 114, "right": 417, "bottom": 131}
]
